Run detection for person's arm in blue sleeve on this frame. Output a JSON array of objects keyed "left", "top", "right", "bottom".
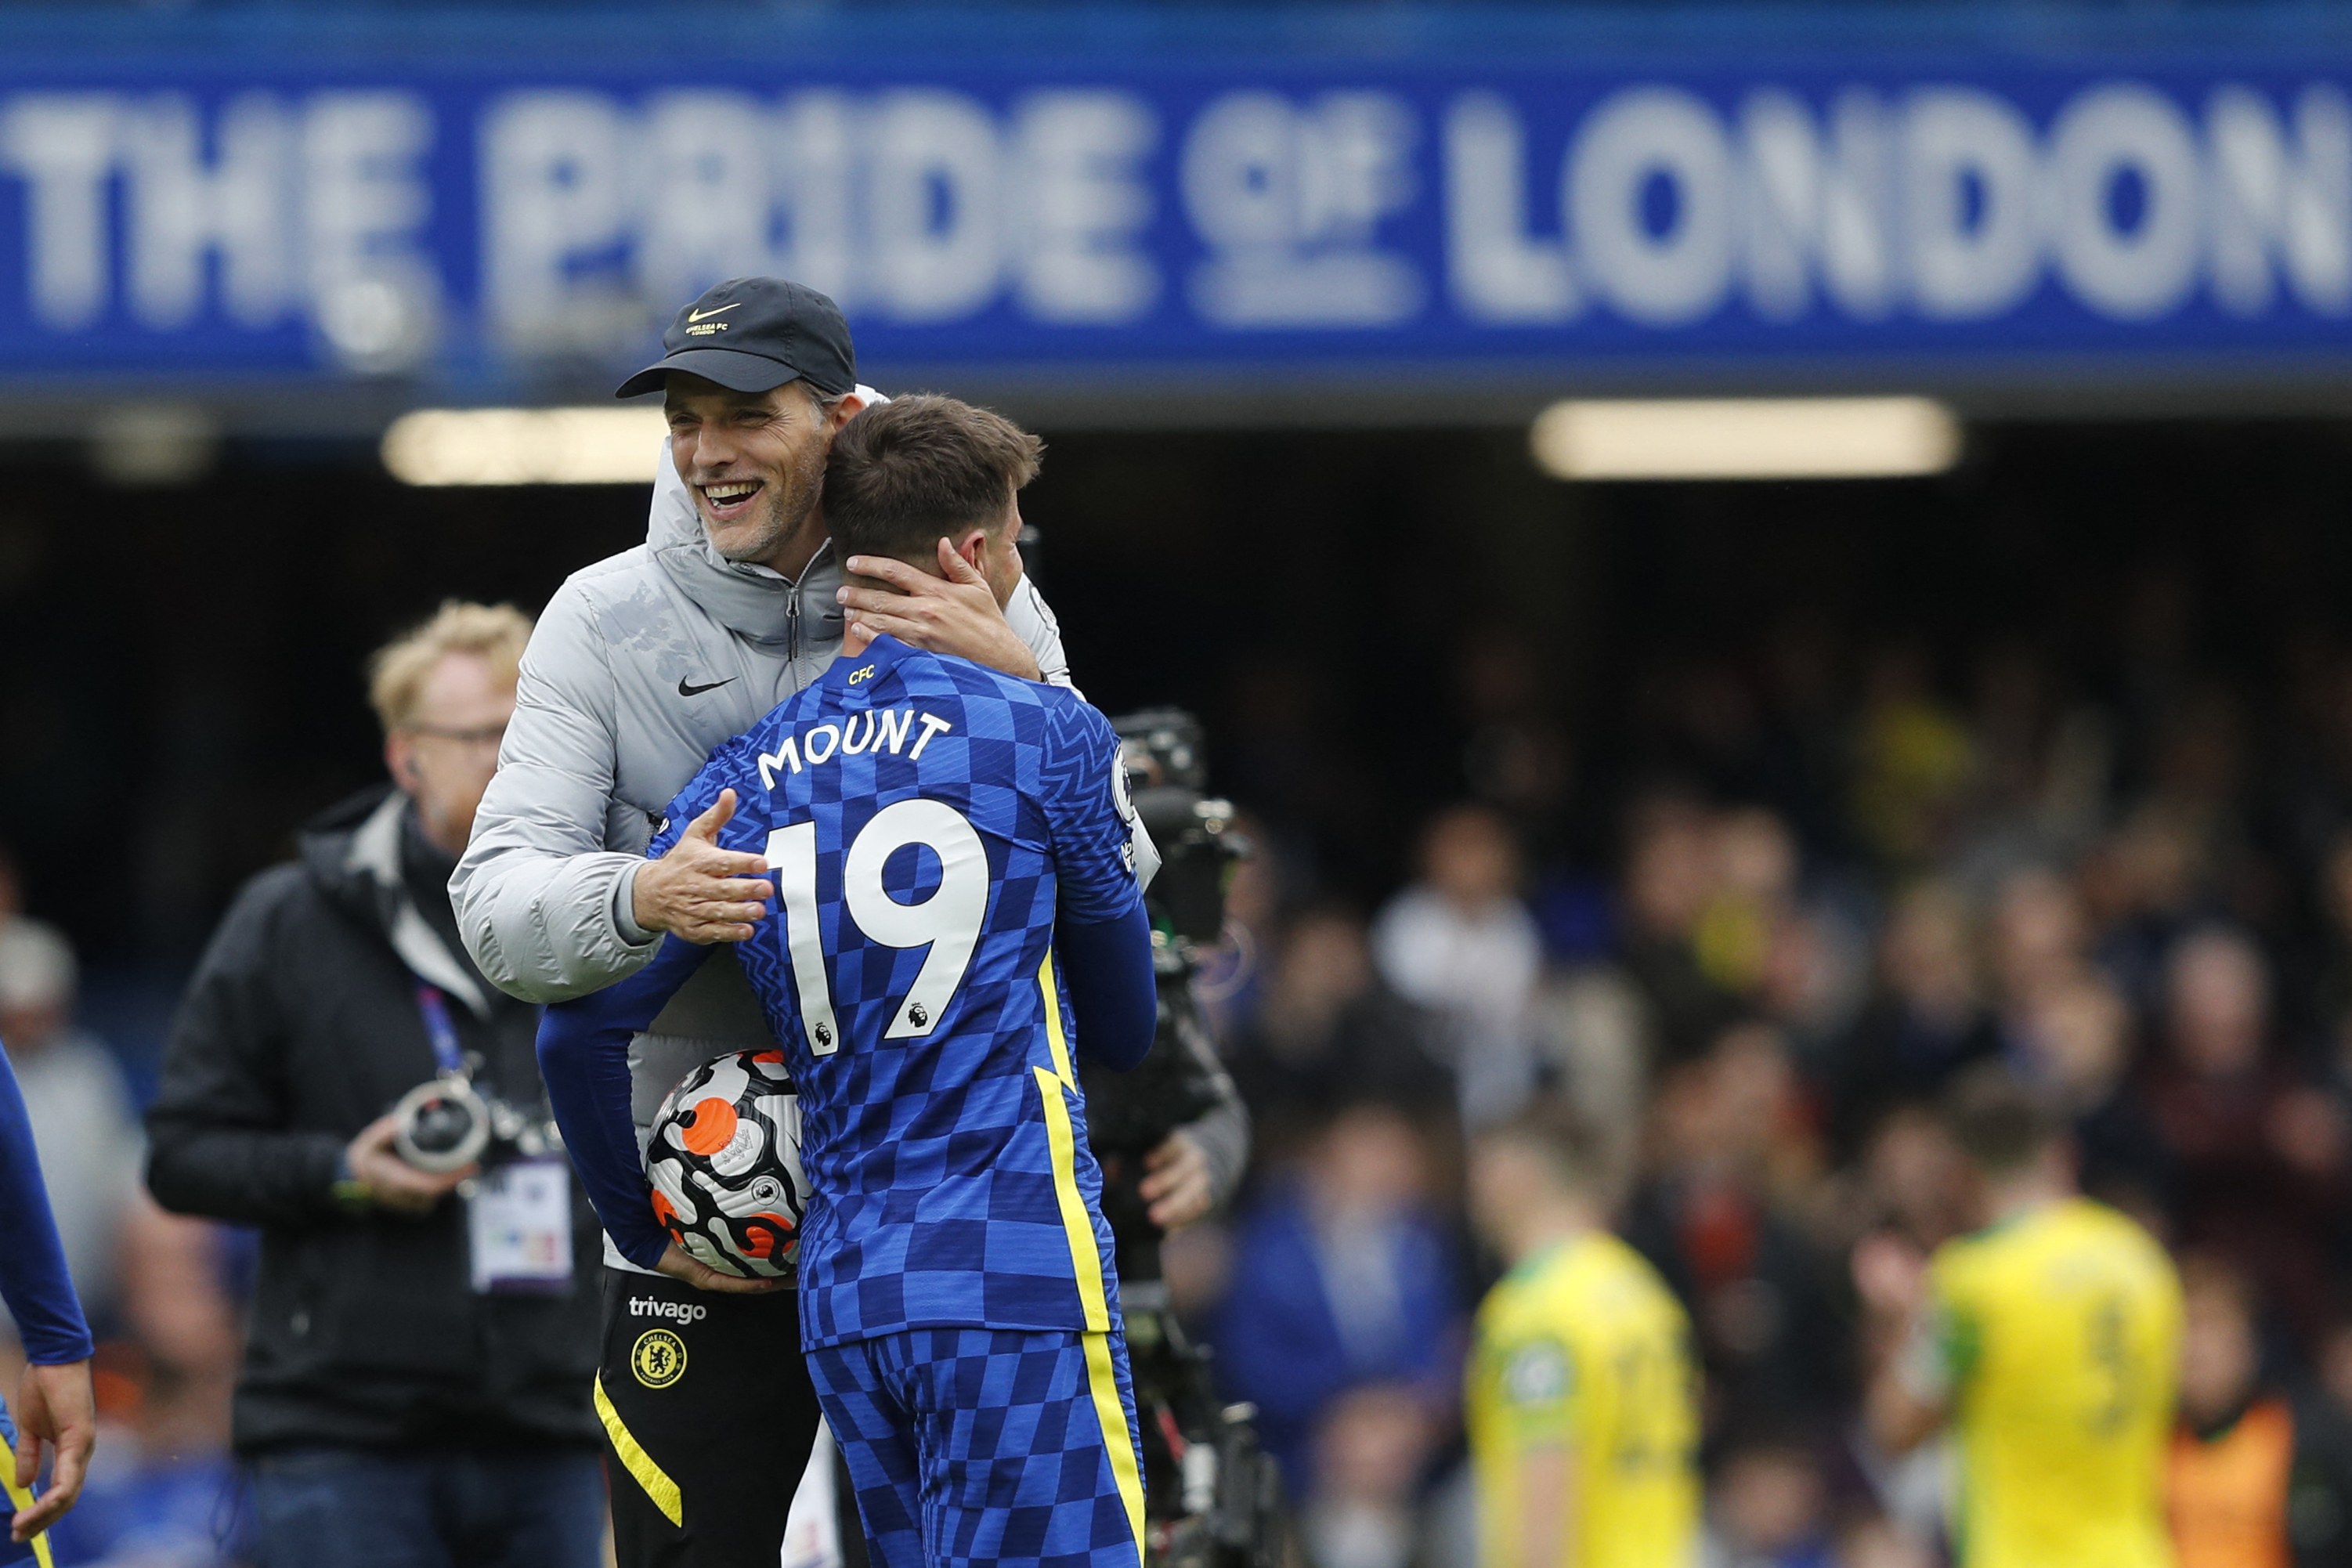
[
  {"left": 0, "top": 1039, "right": 96, "bottom": 1541},
  {"left": 1057, "top": 904, "right": 1158, "bottom": 1071},
  {"left": 1041, "top": 701, "right": 1159, "bottom": 1071},
  {"left": 0, "top": 1046, "right": 90, "bottom": 1366},
  {"left": 537, "top": 938, "right": 711, "bottom": 1270}
]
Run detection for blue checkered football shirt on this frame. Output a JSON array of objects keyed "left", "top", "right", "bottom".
[{"left": 621, "top": 634, "right": 1144, "bottom": 1347}]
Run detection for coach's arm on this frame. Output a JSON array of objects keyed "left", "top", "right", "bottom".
[{"left": 452, "top": 580, "right": 662, "bottom": 1005}]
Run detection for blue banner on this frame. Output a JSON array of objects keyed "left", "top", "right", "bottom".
[{"left": 4, "top": 9, "right": 2352, "bottom": 393}]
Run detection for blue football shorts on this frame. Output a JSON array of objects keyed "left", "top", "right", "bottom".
[{"left": 808, "top": 1325, "right": 1147, "bottom": 1568}]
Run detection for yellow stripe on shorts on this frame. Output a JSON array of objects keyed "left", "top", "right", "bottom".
[
  {"left": 593, "top": 1373, "right": 682, "bottom": 1526},
  {"left": 1082, "top": 1328, "right": 1148, "bottom": 1568},
  {"left": 1036, "top": 956, "right": 1145, "bottom": 1562},
  {"left": 2, "top": 1465, "right": 53, "bottom": 1568}
]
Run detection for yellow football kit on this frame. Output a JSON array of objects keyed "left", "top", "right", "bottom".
[
  {"left": 1467, "top": 1231, "right": 1700, "bottom": 1568},
  {"left": 1924, "top": 1197, "right": 2183, "bottom": 1568}
]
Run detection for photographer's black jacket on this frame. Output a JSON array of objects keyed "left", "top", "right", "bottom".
[{"left": 147, "top": 788, "right": 602, "bottom": 1456}]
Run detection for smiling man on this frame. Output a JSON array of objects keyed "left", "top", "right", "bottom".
[{"left": 452, "top": 278, "right": 1075, "bottom": 1568}]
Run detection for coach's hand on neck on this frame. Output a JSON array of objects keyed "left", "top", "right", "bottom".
[{"left": 836, "top": 536, "right": 1040, "bottom": 678}]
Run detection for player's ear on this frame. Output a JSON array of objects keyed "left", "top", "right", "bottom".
[{"left": 951, "top": 530, "right": 988, "bottom": 573}]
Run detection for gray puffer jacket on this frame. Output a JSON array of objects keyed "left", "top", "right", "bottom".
[{"left": 452, "top": 450, "right": 1073, "bottom": 1265}]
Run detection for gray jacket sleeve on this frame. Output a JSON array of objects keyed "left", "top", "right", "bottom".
[{"left": 453, "top": 579, "right": 661, "bottom": 1004}]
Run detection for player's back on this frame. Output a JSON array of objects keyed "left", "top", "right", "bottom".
[
  {"left": 1932, "top": 1198, "right": 2183, "bottom": 1568},
  {"left": 1468, "top": 1231, "right": 1700, "bottom": 1568},
  {"left": 662, "top": 634, "right": 1140, "bottom": 1351}
]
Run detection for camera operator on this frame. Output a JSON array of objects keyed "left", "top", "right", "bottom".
[
  {"left": 146, "top": 603, "right": 604, "bottom": 1568},
  {"left": 1082, "top": 710, "right": 1288, "bottom": 1568},
  {"left": 1085, "top": 721, "right": 1251, "bottom": 1269}
]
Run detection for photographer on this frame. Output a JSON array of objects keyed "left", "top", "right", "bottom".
[
  {"left": 146, "top": 604, "right": 603, "bottom": 1568},
  {"left": 1086, "top": 710, "right": 1252, "bottom": 1274},
  {"left": 1082, "top": 711, "right": 1286, "bottom": 1568}
]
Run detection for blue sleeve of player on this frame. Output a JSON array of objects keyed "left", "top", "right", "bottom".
[
  {"left": 0, "top": 1039, "right": 92, "bottom": 1365},
  {"left": 648, "top": 740, "right": 758, "bottom": 862},
  {"left": 1040, "top": 700, "right": 1146, "bottom": 925},
  {"left": 543, "top": 744, "right": 757, "bottom": 1269},
  {"left": 1038, "top": 700, "right": 1155, "bottom": 1068},
  {"left": 538, "top": 938, "right": 712, "bottom": 1269}
]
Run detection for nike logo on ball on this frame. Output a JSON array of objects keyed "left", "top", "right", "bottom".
[{"left": 678, "top": 677, "right": 737, "bottom": 697}]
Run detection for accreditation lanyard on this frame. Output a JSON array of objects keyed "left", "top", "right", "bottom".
[
  {"left": 414, "top": 982, "right": 469, "bottom": 1077},
  {"left": 413, "top": 981, "right": 573, "bottom": 1293}
]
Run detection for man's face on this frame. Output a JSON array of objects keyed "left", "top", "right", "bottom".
[
  {"left": 974, "top": 497, "right": 1026, "bottom": 607},
  {"left": 386, "top": 652, "right": 515, "bottom": 855},
  {"left": 665, "top": 376, "right": 840, "bottom": 569}
]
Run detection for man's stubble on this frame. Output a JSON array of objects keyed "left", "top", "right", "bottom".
[{"left": 709, "top": 424, "right": 831, "bottom": 575}]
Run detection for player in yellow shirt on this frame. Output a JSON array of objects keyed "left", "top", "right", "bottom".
[
  {"left": 1465, "top": 1107, "right": 1700, "bottom": 1568},
  {"left": 1864, "top": 1068, "right": 2183, "bottom": 1568}
]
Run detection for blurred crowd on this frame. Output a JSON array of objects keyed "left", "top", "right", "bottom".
[
  {"left": 1166, "top": 591, "right": 2352, "bottom": 1567},
  {"left": 20, "top": 562, "right": 2352, "bottom": 1567},
  {"left": 0, "top": 855, "right": 247, "bottom": 1567}
]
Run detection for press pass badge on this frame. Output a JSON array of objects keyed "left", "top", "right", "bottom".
[{"left": 468, "top": 1155, "right": 574, "bottom": 1294}]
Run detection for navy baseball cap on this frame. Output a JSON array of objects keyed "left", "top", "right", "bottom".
[{"left": 615, "top": 277, "right": 857, "bottom": 399}]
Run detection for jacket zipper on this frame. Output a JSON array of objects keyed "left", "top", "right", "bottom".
[{"left": 784, "top": 537, "right": 834, "bottom": 666}]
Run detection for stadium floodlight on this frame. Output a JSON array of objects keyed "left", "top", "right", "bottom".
[
  {"left": 1528, "top": 396, "right": 1963, "bottom": 482},
  {"left": 381, "top": 406, "right": 670, "bottom": 486}
]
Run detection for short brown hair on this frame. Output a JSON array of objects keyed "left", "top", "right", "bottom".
[
  {"left": 367, "top": 600, "right": 533, "bottom": 734},
  {"left": 1942, "top": 1064, "right": 2061, "bottom": 1175},
  {"left": 822, "top": 395, "right": 1043, "bottom": 565},
  {"left": 1475, "top": 1097, "right": 1607, "bottom": 1194}
]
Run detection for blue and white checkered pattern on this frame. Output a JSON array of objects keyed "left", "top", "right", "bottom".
[
  {"left": 810, "top": 1326, "right": 1146, "bottom": 1568},
  {"left": 649, "top": 635, "right": 1143, "bottom": 1349}
]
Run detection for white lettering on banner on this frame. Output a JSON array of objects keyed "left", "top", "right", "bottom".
[
  {"left": 774, "top": 92, "right": 857, "bottom": 305},
  {"left": 481, "top": 92, "right": 632, "bottom": 349},
  {"left": 125, "top": 93, "right": 292, "bottom": 330},
  {"left": 1183, "top": 90, "right": 1422, "bottom": 327},
  {"left": 14, "top": 77, "right": 2352, "bottom": 349},
  {"left": 1444, "top": 92, "right": 1580, "bottom": 324},
  {"left": 0, "top": 89, "right": 434, "bottom": 345},
  {"left": 633, "top": 91, "right": 782, "bottom": 312},
  {"left": 2207, "top": 84, "right": 2352, "bottom": 316},
  {"left": 1, "top": 95, "right": 118, "bottom": 329},
  {"left": 1898, "top": 87, "right": 2043, "bottom": 320},
  {"left": 869, "top": 89, "right": 1002, "bottom": 322},
  {"left": 2045, "top": 84, "right": 2204, "bottom": 320},
  {"left": 1738, "top": 89, "right": 1895, "bottom": 321},
  {"left": 1569, "top": 87, "right": 1738, "bottom": 326},
  {"left": 1014, "top": 91, "right": 1160, "bottom": 323},
  {"left": 305, "top": 92, "right": 440, "bottom": 371}
]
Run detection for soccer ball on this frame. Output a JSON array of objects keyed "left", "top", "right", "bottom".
[{"left": 646, "top": 1050, "right": 807, "bottom": 1280}]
